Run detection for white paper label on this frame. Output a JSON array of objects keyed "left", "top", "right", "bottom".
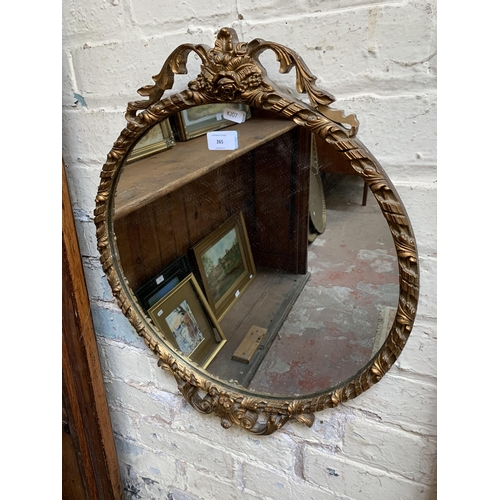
[
  {"left": 235, "top": 290, "right": 240, "bottom": 297},
  {"left": 155, "top": 275, "right": 165, "bottom": 285},
  {"left": 216, "top": 113, "right": 223, "bottom": 121},
  {"left": 207, "top": 131, "right": 238, "bottom": 150},
  {"left": 157, "top": 309, "right": 163, "bottom": 317},
  {"left": 223, "top": 107, "right": 246, "bottom": 123}
]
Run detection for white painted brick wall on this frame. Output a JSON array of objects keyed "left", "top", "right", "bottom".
[
  {"left": 303, "top": 447, "right": 435, "bottom": 500},
  {"left": 63, "top": 1, "right": 437, "bottom": 498}
]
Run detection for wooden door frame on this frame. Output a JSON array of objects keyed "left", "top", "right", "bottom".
[{"left": 63, "top": 161, "right": 124, "bottom": 499}]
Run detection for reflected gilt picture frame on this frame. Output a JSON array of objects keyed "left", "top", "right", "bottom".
[
  {"left": 126, "top": 118, "right": 175, "bottom": 163},
  {"left": 135, "top": 255, "right": 191, "bottom": 311},
  {"left": 174, "top": 103, "right": 251, "bottom": 141},
  {"left": 148, "top": 274, "right": 227, "bottom": 369},
  {"left": 193, "top": 211, "right": 256, "bottom": 321}
]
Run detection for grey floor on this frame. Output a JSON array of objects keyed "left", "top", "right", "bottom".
[{"left": 247, "top": 173, "right": 400, "bottom": 397}]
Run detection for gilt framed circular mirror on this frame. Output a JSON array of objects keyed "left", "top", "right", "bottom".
[{"left": 95, "top": 27, "right": 419, "bottom": 435}]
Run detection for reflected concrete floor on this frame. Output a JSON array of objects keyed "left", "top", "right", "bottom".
[{"left": 247, "top": 173, "right": 399, "bottom": 397}]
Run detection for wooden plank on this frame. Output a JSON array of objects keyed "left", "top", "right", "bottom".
[
  {"left": 63, "top": 162, "right": 124, "bottom": 499},
  {"left": 113, "top": 119, "right": 309, "bottom": 293},
  {"left": 294, "top": 126, "right": 312, "bottom": 274},
  {"left": 252, "top": 133, "right": 293, "bottom": 271},
  {"left": 239, "top": 271, "right": 310, "bottom": 387},
  {"left": 116, "top": 158, "right": 255, "bottom": 292},
  {"left": 251, "top": 127, "right": 309, "bottom": 274},
  {"left": 182, "top": 165, "right": 234, "bottom": 247},
  {"left": 115, "top": 188, "right": 191, "bottom": 290},
  {"left": 208, "top": 269, "right": 310, "bottom": 385},
  {"left": 232, "top": 326, "right": 268, "bottom": 363},
  {"left": 62, "top": 400, "right": 88, "bottom": 500},
  {"left": 153, "top": 189, "right": 191, "bottom": 267},
  {"left": 114, "top": 118, "right": 297, "bottom": 219}
]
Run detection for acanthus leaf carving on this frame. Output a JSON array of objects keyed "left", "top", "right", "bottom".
[
  {"left": 245, "top": 37, "right": 336, "bottom": 109},
  {"left": 126, "top": 27, "right": 343, "bottom": 123},
  {"left": 317, "top": 105, "right": 359, "bottom": 137},
  {"left": 390, "top": 227, "right": 418, "bottom": 263}
]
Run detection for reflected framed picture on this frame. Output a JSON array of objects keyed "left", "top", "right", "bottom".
[
  {"left": 135, "top": 255, "right": 191, "bottom": 311},
  {"left": 174, "top": 103, "right": 251, "bottom": 141},
  {"left": 192, "top": 211, "right": 256, "bottom": 321},
  {"left": 148, "top": 274, "right": 227, "bottom": 369},
  {"left": 126, "top": 118, "right": 175, "bottom": 163}
]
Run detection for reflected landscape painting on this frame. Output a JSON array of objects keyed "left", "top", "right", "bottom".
[{"left": 201, "top": 228, "right": 244, "bottom": 304}]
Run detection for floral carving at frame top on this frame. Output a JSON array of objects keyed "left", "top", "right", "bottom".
[{"left": 126, "top": 27, "right": 358, "bottom": 136}]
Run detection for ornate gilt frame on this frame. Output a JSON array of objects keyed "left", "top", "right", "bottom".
[{"left": 95, "top": 27, "right": 419, "bottom": 435}]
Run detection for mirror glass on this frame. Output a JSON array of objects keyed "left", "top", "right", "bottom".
[{"left": 112, "top": 106, "right": 399, "bottom": 398}]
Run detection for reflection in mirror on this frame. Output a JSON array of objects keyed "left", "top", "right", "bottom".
[
  {"left": 248, "top": 173, "right": 399, "bottom": 396},
  {"left": 126, "top": 120, "right": 175, "bottom": 164},
  {"left": 113, "top": 105, "right": 399, "bottom": 398}
]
